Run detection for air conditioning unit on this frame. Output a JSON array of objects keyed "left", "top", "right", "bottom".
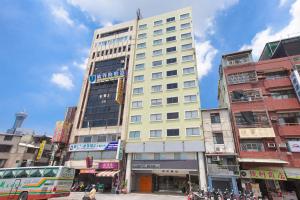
[
  {"left": 270, "top": 116, "right": 278, "bottom": 122},
  {"left": 240, "top": 170, "right": 250, "bottom": 178},
  {"left": 212, "top": 156, "right": 220, "bottom": 161},
  {"left": 278, "top": 143, "right": 287, "bottom": 148},
  {"left": 215, "top": 146, "right": 225, "bottom": 153},
  {"left": 267, "top": 142, "right": 276, "bottom": 148}
]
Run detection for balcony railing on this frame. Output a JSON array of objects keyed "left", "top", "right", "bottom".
[
  {"left": 207, "top": 164, "right": 239, "bottom": 176},
  {"left": 278, "top": 123, "right": 300, "bottom": 137}
]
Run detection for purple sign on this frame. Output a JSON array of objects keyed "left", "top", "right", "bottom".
[
  {"left": 98, "top": 162, "right": 119, "bottom": 170},
  {"left": 105, "top": 141, "right": 118, "bottom": 150}
]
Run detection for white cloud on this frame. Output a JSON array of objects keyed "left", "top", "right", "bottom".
[
  {"left": 51, "top": 66, "right": 74, "bottom": 90},
  {"left": 195, "top": 40, "right": 218, "bottom": 80},
  {"left": 279, "top": 0, "right": 289, "bottom": 7},
  {"left": 241, "top": 0, "right": 300, "bottom": 59},
  {"left": 51, "top": 5, "right": 75, "bottom": 26},
  {"left": 73, "top": 57, "right": 88, "bottom": 70},
  {"left": 66, "top": 0, "right": 238, "bottom": 38}
]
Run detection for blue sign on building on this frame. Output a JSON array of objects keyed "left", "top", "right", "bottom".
[{"left": 89, "top": 69, "right": 125, "bottom": 84}]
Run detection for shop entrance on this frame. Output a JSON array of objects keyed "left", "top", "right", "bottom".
[
  {"left": 155, "top": 176, "right": 187, "bottom": 193},
  {"left": 211, "top": 178, "right": 233, "bottom": 192},
  {"left": 139, "top": 175, "right": 152, "bottom": 193}
]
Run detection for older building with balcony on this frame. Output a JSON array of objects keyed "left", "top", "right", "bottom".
[
  {"left": 218, "top": 36, "right": 300, "bottom": 199},
  {"left": 202, "top": 108, "right": 239, "bottom": 194}
]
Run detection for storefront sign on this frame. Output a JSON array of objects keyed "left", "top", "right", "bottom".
[
  {"left": 284, "top": 167, "right": 300, "bottom": 179},
  {"left": 53, "top": 121, "right": 71, "bottom": 144},
  {"left": 98, "top": 162, "right": 119, "bottom": 170},
  {"left": 115, "top": 78, "right": 124, "bottom": 104},
  {"left": 116, "top": 139, "right": 123, "bottom": 160},
  {"left": 287, "top": 141, "right": 300, "bottom": 152},
  {"left": 132, "top": 164, "right": 160, "bottom": 169},
  {"left": 69, "top": 141, "right": 118, "bottom": 152},
  {"left": 240, "top": 168, "right": 286, "bottom": 180},
  {"left": 36, "top": 140, "right": 46, "bottom": 160},
  {"left": 290, "top": 69, "right": 300, "bottom": 102},
  {"left": 80, "top": 169, "right": 96, "bottom": 174},
  {"left": 239, "top": 128, "right": 275, "bottom": 138},
  {"left": 89, "top": 69, "right": 125, "bottom": 83}
]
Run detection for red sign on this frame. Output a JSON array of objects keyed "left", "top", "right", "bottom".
[{"left": 98, "top": 162, "right": 119, "bottom": 170}]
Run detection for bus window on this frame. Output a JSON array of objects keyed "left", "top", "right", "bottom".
[
  {"left": 15, "top": 169, "right": 29, "bottom": 178},
  {"left": 29, "top": 169, "right": 42, "bottom": 177},
  {"left": 0, "top": 170, "right": 4, "bottom": 178},
  {"left": 2, "top": 170, "right": 15, "bottom": 179},
  {"left": 43, "top": 168, "right": 58, "bottom": 177}
]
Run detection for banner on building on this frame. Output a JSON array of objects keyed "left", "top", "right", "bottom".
[
  {"left": 284, "top": 167, "right": 300, "bottom": 179},
  {"left": 116, "top": 139, "right": 123, "bottom": 160},
  {"left": 98, "top": 162, "right": 119, "bottom": 170},
  {"left": 69, "top": 141, "right": 118, "bottom": 152},
  {"left": 240, "top": 168, "right": 286, "bottom": 180},
  {"left": 53, "top": 121, "right": 71, "bottom": 144},
  {"left": 287, "top": 141, "right": 300, "bottom": 152},
  {"left": 64, "top": 107, "right": 77, "bottom": 123},
  {"left": 115, "top": 78, "right": 124, "bottom": 104},
  {"left": 239, "top": 128, "right": 275, "bottom": 138},
  {"left": 36, "top": 140, "right": 46, "bottom": 160},
  {"left": 89, "top": 69, "right": 125, "bottom": 84}
]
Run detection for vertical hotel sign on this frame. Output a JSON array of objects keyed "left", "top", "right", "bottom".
[
  {"left": 36, "top": 140, "right": 46, "bottom": 160},
  {"left": 115, "top": 78, "right": 124, "bottom": 104}
]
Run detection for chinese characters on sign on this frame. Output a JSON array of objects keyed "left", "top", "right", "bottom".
[
  {"left": 242, "top": 168, "right": 286, "bottom": 180},
  {"left": 98, "top": 162, "right": 119, "bottom": 170},
  {"left": 68, "top": 142, "right": 118, "bottom": 152},
  {"left": 89, "top": 69, "right": 125, "bottom": 84}
]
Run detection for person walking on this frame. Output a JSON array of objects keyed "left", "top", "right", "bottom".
[{"left": 89, "top": 185, "right": 97, "bottom": 200}]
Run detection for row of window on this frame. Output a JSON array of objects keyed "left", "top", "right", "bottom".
[
  {"left": 137, "top": 43, "right": 192, "bottom": 52},
  {"left": 92, "top": 45, "right": 130, "bottom": 59},
  {"left": 135, "top": 60, "right": 195, "bottom": 71},
  {"left": 138, "top": 13, "right": 190, "bottom": 30},
  {"left": 129, "top": 127, "right": 201, "bottom": 139},
  {"left": 132, "top": 95, "right": 197, "bottom": 108},
  {"left": 136, "top": 53, "right": 194, "bottom": 63},
  {"left": 133, "top": 80, "right": 197, "bottom": 94},
  {"left": 130, "top": 110, "right": 199, "bottom": 123},
  {"left": 137, "top": 32, "right": 192, "bottom": 40},
  {"left": 133, "top": 152, "right": 196, "bottom": 161},
  {"left": 134, "top": 68, "right": 195, "bottom": 81},
  {"left": 139, "top": 23, "right": 191, "bottom": 36}
]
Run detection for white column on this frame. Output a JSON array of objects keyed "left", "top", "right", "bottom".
[
  {"left": 198, "top": 152, "right": 207, "bottom": 190},
  {"left": 125, "top": 153, "right": 132, "bottom": 193}
]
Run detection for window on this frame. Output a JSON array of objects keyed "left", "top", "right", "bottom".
[
  {"left": 44, "top": 168, "right": 58, "bottom": 177},
  {"left": 134, "top": 75, "right": 144, "bottom": 82},
  {"left": 227, "top": 71, "right": 257, "bottom": 85},
  {"left": 83, "top": 136, "right": 92, "bottom": 143},
  {"left": 150, "top": 130, "right": 162, "bottom": 137},
  {"left": 151, "top": 85, "right": 163, "bottom": 92},
  {"left": 151, "top": 98, "right": 162, "bottom": 106},
  {"left": 265, "top": 70, "right": 288, "bottom": 80},
  {"left": 213, "top": 132, "right": 224, "bottom": 144},
  {"left": 182, "top": 43, "right": 192, "bottom": 50},
  {"left": 153, "top": 39, "right": 162, "bottom": 45},
  {"left": 181, "top": 22, "right": 191, "bottom": 29},
  {"left": 182, "top": 55, "right": 193, "bottom": 62},
  {"left": 131, "top": 115, "right": 141, "bottom": 123},
  {"left": 26, "top": 148, "right": 36, "bottom": 154},
  {"left": 210, "top": 113, "right": 221, "bottom": 123},
  {"left": 166, "top": 70, "right": 177, "bottom": 77},
  {"left": 137, "top": 42, "right": 146, "bottom": 49},
  {"left": 181, "top": 32, "right": 192, "bottom": 39},
  {"left": 136, "top": 53, "right": 145, "bottom": 59},
  {"left": 166, "top": 46, "right": 176, "bottom": 53},
  {"left": 240, "top": 140, "right": 264, "bottom": 152},
  {"left": 132, "top": 101, "right": 142, "bottom": 108},
  {"left": 167, "top": 97, "right": 178, "bottom": 104},
  {"left": 152, "top": 60, "right": 162, "bottom": 67},
  {"left": 278, "top": 112, "right": 300, "bottom": 125},
  {"left": 154, "top": 29, "right": 163, "bottom": 35},
  {"left": 166, "top": 36, "right": 176, "bottom": 42},
  {"left": 166, "top": 26, "right": 176, "bottom": 32},
  {"left": 150, "top": 113, "right": 162, "bottom": 121},
  {"left": 166, "top": 58, "right": 177, "bottom": 64},
  {"left": 4, "top": 135, "right": 13, "bottom": 141},
  {"left": 133, "top": 87, "right": 143, "bottom": 95},
  {"left": 167, "top": 129, "right": 179, "bottom": 136},
  {"left": 152, "top": 72, "right": 163, "bottom": 79},
  {"left": 138, "top": 33, "right": 147, "bottom": 39},
  {"left": 167, "top": 83, "right": 178, "bottom": 90},
  {"left": 154, "top": 20, "right": 163, "bottom": 26},
  {"left": 129, "top": 131, "right": 140, "bottom": 139},
  {"left": 184, "top": 80, "right": 196, "bottom": 88},
  {"left": 231, "top": 90, "right": 262, "bottom": 102},
  {"left": 167, "top": 112, "right": 179, "bottom": 120},
  {"left": 166, "top": 17, "right": 175, "bottom": 23},
  {"left": 184, "top": 95, "right": 197, "bottom": 102},
  {"left": 135, "top": 63, "right": 145, "bottom": 70},
  {"left": 139, "top": 24, "right": 147, "bottom": 29},
  {"left": 153, "top": 49, "right": 163, "bottom": 56},
  {"left": 180, "top": 13, "right": 190, "bottom": 20},
  {"left": 234, "top": 111, "right": 270, "bottom": 127},
  {"left": 185, "top": 110, "right": 198, "bottom": 119},
  {"left": 271, "top": 90, "right": 295, "bottom": 99},
  {"left": 29, "top": 169, "right": 42, "bottom": 177},
  {"left": 183, "top": 67, "right": 195, "bottom": 74},
  {"left": 186, "top": 128, "right": 200, "bottom": 136}
]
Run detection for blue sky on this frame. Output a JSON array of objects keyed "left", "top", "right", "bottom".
[{"left": 0, "top": 0, "right": 298, "bottom": 135}]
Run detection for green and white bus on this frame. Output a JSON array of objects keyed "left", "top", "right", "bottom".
[{"left": 0, "top": 166, "right": 75, "bottom": 200}]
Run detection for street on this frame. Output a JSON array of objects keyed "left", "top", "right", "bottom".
[{"left": 51, "top": 192, "right": 186, "bottom": 200}]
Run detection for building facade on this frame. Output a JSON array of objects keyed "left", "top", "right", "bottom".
[
  {"left": 124, "top": 7, "right": 206, "bottom": 193},
  {"left": 218, "top": 36, "right": 300, "bottom": 199},
  {"left": 201, "top": 108, "right": 239, "bottom": 194},
  {"left": 65, "top": 20, "right": 137, "bottom": 190}
]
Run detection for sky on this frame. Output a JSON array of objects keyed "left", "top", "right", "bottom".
[{"left": 0, "top": 0, "right": 299, "bottom": 135}]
